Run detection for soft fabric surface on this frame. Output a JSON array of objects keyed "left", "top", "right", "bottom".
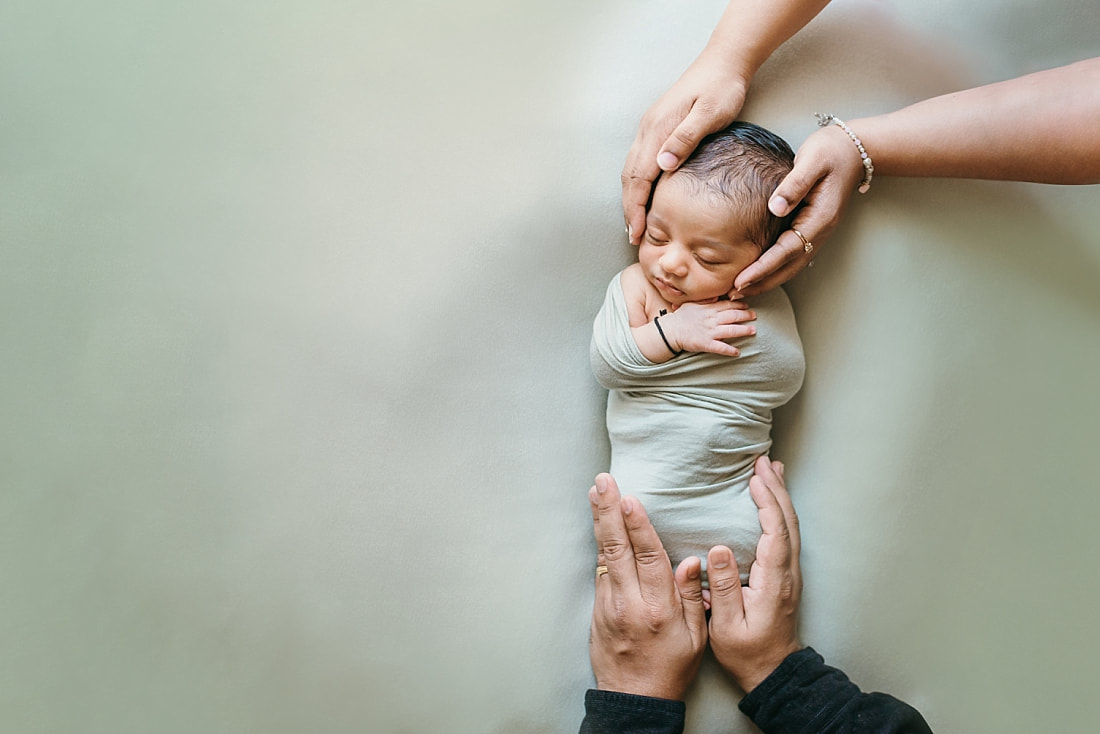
[
  {"left": 3, "top": 1, "right": 1099, "bottom": 733},
  {"left": 591, "top": 270, "right": 803, "bottom": 580}
]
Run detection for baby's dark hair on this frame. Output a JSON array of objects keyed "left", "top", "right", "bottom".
[{"left": 670, "top": 121, "right": 795, "bottom": 250}]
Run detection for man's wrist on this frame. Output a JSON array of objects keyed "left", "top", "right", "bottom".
[
  {"left": 731, "top": 642, "right": 804, "bottom": 693},
  {"left": 582, "top": 689, "right": 686, "bottom": 734},
  {"left": 596, "top": 676, "right": 688, "bottom": 702}
]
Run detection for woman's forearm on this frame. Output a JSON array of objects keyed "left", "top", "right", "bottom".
[
  {"left": 851, "top": 58, "right": 1100, "bottom": 185},
  {"left": 703, "top": 0, "right": 833, "bottom": 80}
]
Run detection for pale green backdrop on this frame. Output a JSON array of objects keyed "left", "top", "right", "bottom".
[{"left": 3, "top": 1, "right": 1099, "bottom": 732}]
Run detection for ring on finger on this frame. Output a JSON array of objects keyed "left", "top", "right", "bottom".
[
  {"left": 792, "top": 228, "right": 813, "bottom": 254},
  {"left": 595, "top": 565, "right": 609, "bottom": 579}
]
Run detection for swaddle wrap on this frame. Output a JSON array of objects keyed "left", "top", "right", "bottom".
[{"left": 591, "top": 270, "right": 805, "bottom": 580}]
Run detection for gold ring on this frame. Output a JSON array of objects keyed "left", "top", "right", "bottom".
[
  {"left": 595, "top": 565, "right": 609, "bottom": 578},
  {"left": 792, "top": 228, "right": 813, "bottom": 254}
]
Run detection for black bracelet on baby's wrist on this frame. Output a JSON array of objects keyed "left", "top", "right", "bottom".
[{"left": 654, "top": 314, "right": 682, "bottom": 356}]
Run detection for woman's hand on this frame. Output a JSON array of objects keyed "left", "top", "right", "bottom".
[
  {"left": 706, "top": 456, "right": 803, "bottom": 692},
  {"left": 734, "top": 124, "right": 865, "bottom": 294},
  {"left": 622, "top": 53, "right": 749, "bottom": 246},
  {"left": 588, "top": 473, "right": 708, "bottom": 701}
]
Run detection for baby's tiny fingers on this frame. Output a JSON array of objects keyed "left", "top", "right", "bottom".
[
  {"left": 718, "top": 308, "right": 756, "bottom": 324},
  {"left": 710, "top": 342, "right": 741, "bottom": 357},
  {"left": 721, "top": 324, "right": 756, "bottom": 340}
]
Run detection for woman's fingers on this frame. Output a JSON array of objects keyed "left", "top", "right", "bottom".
[
  {"left": 656, "top": 100, "right": 736, "bottom": 172},
  {"left": 622, "top": 141, "right": 663, "bottom": 245}
]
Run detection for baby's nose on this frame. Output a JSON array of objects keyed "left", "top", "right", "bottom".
[{"left": 660, "top": 248, "right": 689, "bottom": 275}]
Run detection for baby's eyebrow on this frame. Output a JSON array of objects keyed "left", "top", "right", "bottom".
[{"left": 691, "top": 239, "right": 736, "bottom": 251}]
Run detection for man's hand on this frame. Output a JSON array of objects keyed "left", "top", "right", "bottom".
[
  {"left": 588, "top": 473, "right": 708, "bottom": 700},
  {"left": 707, "top": 456, "right": 803, "bottom": 692}
]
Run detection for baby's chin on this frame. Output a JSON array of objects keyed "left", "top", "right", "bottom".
[{"left": 681, "top": 292, "right": 727, "bottom": 305}]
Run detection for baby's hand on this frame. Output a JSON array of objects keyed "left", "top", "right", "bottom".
[{"left": 660, "top": 301, "right": 756, "bottom": 357}]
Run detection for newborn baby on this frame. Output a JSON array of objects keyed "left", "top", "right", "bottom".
[{"left": 591, "top": 121, "right": 805, "bottom": 582}]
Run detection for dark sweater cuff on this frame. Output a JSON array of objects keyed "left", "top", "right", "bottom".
[
  {"left": 738, "top": 647, "right": 829, "bottom": 722},
  {"left": 738, "top": 647, "right": 932, "bottom": 733},
  {"left": 581, "top": 689, "right": 685, "bottom": 734}
]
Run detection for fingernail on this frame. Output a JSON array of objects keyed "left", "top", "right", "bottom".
[
  {"left": 621, "top": 497, "right": 633, "bottom": 515},
  {"left": 596, "top": 475, "right": 607, "bottom": 494},
  {"left": 769, "top": 196, "right": 789, "bottom": 216},
  {"left": 711, "top": 548, "right": 730, "bottom": 569},
  {"left": 748, "top": 326, "right": 756, "bottom": 335},
  {"left": 687, "top": 559, "right": 700, "bottom": 579},
  {"left": 627, "top": 224, "right": 634, "bottom": 240},
  {"left": 657, "top": 151, "right": 678, "bottom": 170},
  {"left": 588, "top": 486, "right": 598, "bottom": 503}
]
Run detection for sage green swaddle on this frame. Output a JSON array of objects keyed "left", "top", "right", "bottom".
[{"left": 591, "top": 270, "right": 805, "bottom": 582}]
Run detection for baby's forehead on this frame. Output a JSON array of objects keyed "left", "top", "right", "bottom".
[{"left": 651, "top": 173, "right": 749, "bottom": 220}]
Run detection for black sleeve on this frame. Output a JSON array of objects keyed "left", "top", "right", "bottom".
[
  {"left": 579, "top": 689, "right": 685, "bottom": 734},
  {"left": 739, "top": 647, "right": 933, "bottom": 733}
]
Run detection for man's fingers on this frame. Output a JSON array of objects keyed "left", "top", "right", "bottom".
[
  {"left": 588, "top": 485, "right": 607, "bottom": 572},
  {"left": 746, "top": 472, "right": 793, "bottom": 594},
  {"left": 674, "top": 556, "right": 708, "bottom": 646},
  {"left": 756, "top": 457, "right": 800, "bottom": 564},
  {"left": 705, "top": 545, "right": 745, "bottom": 627},
  {"left": 620, "top": 494, "right": 677, "bottom": 604},
  {"left": 592, "top": 473, "right": 639, "bottom": 593}
]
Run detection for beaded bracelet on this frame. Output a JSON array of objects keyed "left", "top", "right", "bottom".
[{"left": 815, "top": 113, "right": 873, "bottom": 193}]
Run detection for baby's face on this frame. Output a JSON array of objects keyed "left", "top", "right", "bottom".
[{"left": 639, "top": 174, "right": 761, "bottom": 307}]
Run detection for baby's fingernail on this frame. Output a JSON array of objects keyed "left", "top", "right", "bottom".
[
  {"left": 769, "top": 195, "right": 789, "bottom": 216},
  {"left": 657, "top": 151, "right": 679, "bottom": 170},
  {"left": 596, "top": 475, "right": 608, "bottom": 494},
  {"left": 621, "top": 497, "right": 634, "bottom": 515}
]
